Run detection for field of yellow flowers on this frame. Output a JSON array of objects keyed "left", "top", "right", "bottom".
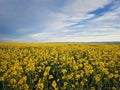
[{"left": 0, "top": 43, "right": 120, "bottom": 90}]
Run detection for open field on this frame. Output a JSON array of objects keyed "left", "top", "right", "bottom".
[{"left": 0, "top": 43, "right": 120, "bottom": 90}]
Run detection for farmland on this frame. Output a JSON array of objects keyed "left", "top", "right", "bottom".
[{"left": 0, "top": 43, "right": 120, "bottom": 90}]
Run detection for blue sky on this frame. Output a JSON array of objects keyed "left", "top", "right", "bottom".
[{"left": 0, "top": 0, "right": 120, "bottom": 42}]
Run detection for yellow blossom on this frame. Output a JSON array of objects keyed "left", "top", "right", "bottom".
[
  {"left": 112, "top": 87, "right": 116, "bottom": 90},
  {"left": 91, "top": 87, "right": 95, "bottom": 90},
  {"left": 49, "top": 75, "right": 53, "bottom": 79},
  {"left": 43, "top": 71, "right": 48, "bottom": 77},
  {"left": 52, "top": 80, "right": 57, "bottom": 89},
  {"left": 108, "top": 73, "right": 114, "bottom": 79},
  {"left": 64, "top": 82, "right": 68, "bottom": 86},
  {"left": 94, "top": 74, "right": 101, "bottom": 82},
  {"left": 45, "top": 66, "right": 51, "bottom": 72},
  {"left": 73, "top": 66, "right": 79, "bottom": 70},
  {"left": 18, "top": 76, "right": 27, "bottom": 85},
  {"left": 10, "top": 78, "right": 16, "bottom": 84},
  {"left": 80, "top": 81, "right": 84, "bottom": 87},
  {"left": 61, "top": 69, "right": 67, "bottom": 74},
  {"left": 36, "top": 82, "right": 44, "bottom": 90},
  {"left": 76, "top": 74, "right": 80, "bottom": 79}
]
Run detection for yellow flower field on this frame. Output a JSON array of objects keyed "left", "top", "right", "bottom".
[{"left": 0, "top": 43, "right": 120, "bottom": 90}]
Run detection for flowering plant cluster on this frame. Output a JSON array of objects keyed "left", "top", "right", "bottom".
[{"left": 0, "top": 43, "right": 120, "bottom": 90}]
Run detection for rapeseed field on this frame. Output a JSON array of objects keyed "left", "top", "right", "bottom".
[{"left": 0, "top": 43, "right": 120, "bottom": 90}]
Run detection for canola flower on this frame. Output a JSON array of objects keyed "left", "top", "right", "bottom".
[
  {"left": 94, "top": 74, "right": 101, "bottom": 82},
  {"left": 52, "top": 80, "right": 58, "bottom": 90},
  {"left": 43, "top": 66, "right": 51, "bottom": 77},
  {"left": 61, "top": 69, "right": 67, "bottom": 74},
  {"left": 36, "top": 82, "right": 44, "bottom": 90},
  {"left": 0, "top": 43, "right": 120, "bottom": 90},
  {"left": 48, "top": 75, "right": 53, "bottom": 79}
]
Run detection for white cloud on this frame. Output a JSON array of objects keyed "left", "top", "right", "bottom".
[
  {"left": 61, "top": 29, "right": 71, "bottom": 33},
  {"left": 62, "top": 0, "right": 111, "bottom": 15},
  {"left": 92, "top": 10, "right": 120, "bottom": 22},
  {"left": 42, "top": 0, "right": 112, "bottom": 33},
  {"left": 28, "top": 32, "right": 51, "bottom": 40},
  {"left": 41, "top": 0, "right": 111, "bottom": 32}
]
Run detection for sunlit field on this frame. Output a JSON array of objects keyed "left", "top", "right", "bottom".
[{"left": 0, "top": 43, "right": 120, "bottom": 90}]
